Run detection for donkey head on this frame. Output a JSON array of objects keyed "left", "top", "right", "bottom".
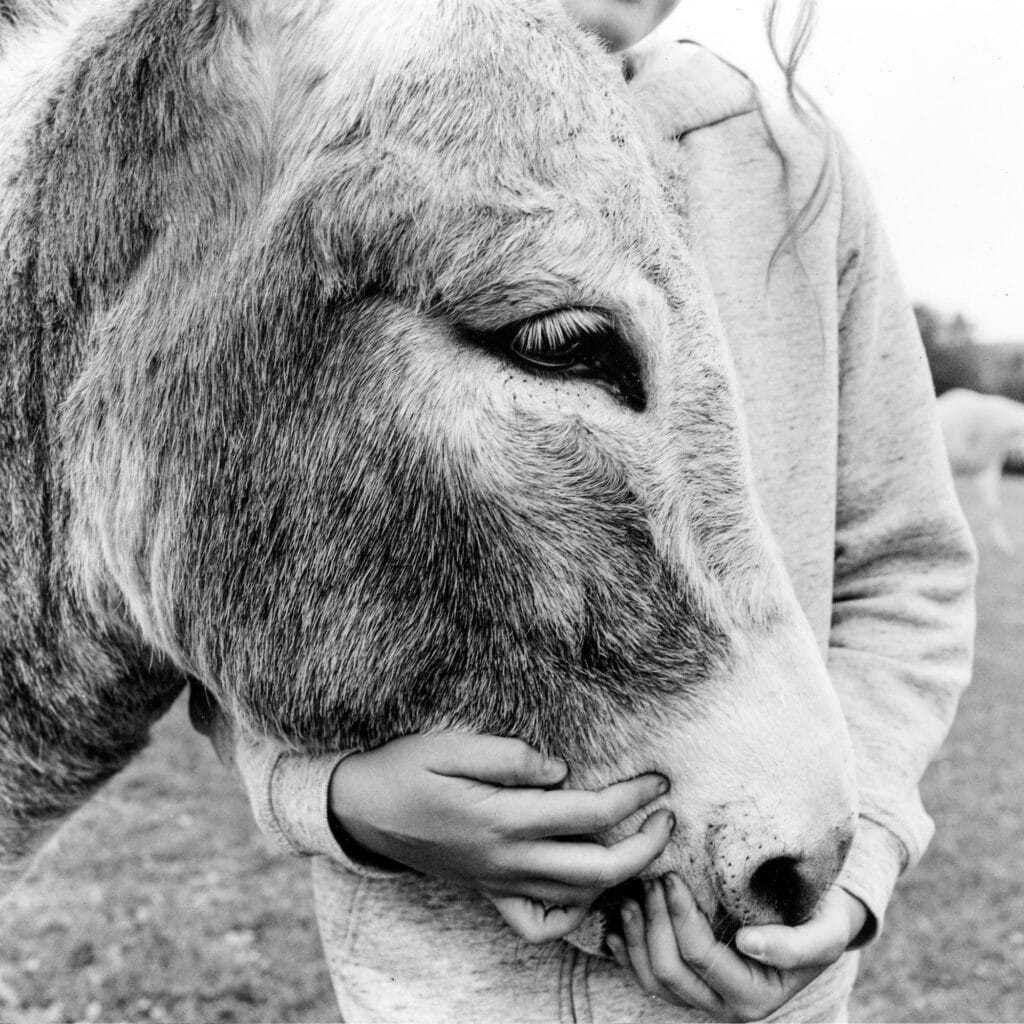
[{"left": 51, "top": 0, "right": 856, "bottom": 929}]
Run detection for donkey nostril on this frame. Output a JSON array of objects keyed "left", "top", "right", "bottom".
[{"left": 748, "top": 855, "right": 820, "bottom": 926}]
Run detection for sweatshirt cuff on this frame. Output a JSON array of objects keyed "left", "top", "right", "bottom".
[
  {"left": 237, "top": 740, "right": 406, "bottom": 879},
  {"left": 836, "top": 816, "right": 908, "bottom": 948}
]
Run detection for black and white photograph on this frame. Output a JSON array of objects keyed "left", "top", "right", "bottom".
[{"left": 0, "top": 1, "right": 1020, "bottom": 1021}]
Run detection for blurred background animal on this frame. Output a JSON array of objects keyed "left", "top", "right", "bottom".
[{"left": 938, "top": 388, "right": 1024, "bottom": 552}]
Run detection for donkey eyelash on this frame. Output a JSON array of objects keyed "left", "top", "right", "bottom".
[
  {"left": 464, "top": 305, "right": 644, "bottom": 411},
  {"left": 511, "top": 308, "right": 615, "bottom": 356}
]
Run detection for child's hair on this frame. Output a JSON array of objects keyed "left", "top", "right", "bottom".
[
  {"left": 766, "top": 0, "right": 817, "bottom": 114},
  {"left": 762, "top": 0, "right": 833, "bottom": 279}
]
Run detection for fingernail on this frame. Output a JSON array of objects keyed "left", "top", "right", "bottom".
[
  {"left": 664, "top": 873, "right": 677, "bottom": 892},
  {"left": 656, "top": 776, "right": 669, "bottom": 796},
  {"left": 664, "top": 811, "right": 676, "bottom": 831},
  {"left": 622, "top": 900, "right": 638, "bottom": 920},
  {"left": 737, "top": 933, "right": 766, "bottom": 960},
  {"left": 544, "top": 758, "right": 566, "bottom": 777}
]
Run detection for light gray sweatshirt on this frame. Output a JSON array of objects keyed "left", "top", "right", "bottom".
[{"left": 222, "top": 42, "right": 977, "bottom": 1023}]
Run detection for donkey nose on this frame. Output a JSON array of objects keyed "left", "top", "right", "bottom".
[{"left": 745, "top": 829, "right": 854, "bottom": 926}]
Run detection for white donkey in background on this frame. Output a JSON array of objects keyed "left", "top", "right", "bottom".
[{"left": 938, "top": 387, "right": 1024, "bottom": 552}]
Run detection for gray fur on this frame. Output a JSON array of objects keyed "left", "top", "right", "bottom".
[{"left": 2, "top": 0, "right": 850, "bottom": 913}]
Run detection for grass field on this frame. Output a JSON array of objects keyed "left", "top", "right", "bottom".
[
  {"left": 1, "top": 480, "right": 1022, "bottom": 1023},
  {"left": 851, "top": 477, "right": 1024, "bottom": 1023}
]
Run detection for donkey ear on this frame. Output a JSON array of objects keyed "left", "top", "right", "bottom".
[{"left": 624, "top": 40, "right": 757, "bottom": 141}]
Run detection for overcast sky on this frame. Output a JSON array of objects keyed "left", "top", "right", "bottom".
[{"left": 658, "top": 1, "right": 1024, "bottom": 342}]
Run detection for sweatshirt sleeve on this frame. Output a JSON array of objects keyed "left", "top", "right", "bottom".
[
  {"left": 827, "top": 139, "right": 978, "bottom": 943},
  {"left": 190, "top": 683, "right": 402, "bottom": 877}
]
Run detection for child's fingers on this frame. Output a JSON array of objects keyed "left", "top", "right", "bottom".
[
  {"left": 734, "top": 887, "right": 863, "bottom": 970},
  {"left": 490, "top": 896, "right": 590, "bottom": 943},
  {"left": 662, "top": 874, "right": 822, "bottom": 1020},
  {"left": 734, "top": 920, "right": 845, "bottom": 972},
  {"left": 619, "top": 899, "right": 679, "bottom": 1005},
  {"left": 513, "top": 809, "right": 674, "bottom": 889},
  {"left": 617, "top": 875, "right": 848, "bottom": 1022},
  {"left": 503, "top": 878, "right": 596, "bottom": 907},
  {"left": 662, "top": 874, "right": 762, "bottom": 993},
  {"left": 425, "top": 735, "right": 568, "bottom": 787},
  {"left": 512, "top": 773, "right": 669, "bottom": 838},
  {"left": 642, "top": 879, "right": 726, "bottom": 1013}
]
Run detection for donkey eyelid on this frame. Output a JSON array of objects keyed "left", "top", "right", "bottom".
[
  {"left": 495, "top": 308, "right": 647, "bottom": 413},
  {"left": 511, "top": 308, "right": 617, "bottom": 357}
]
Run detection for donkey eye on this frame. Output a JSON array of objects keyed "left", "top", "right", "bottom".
[
  {"left": 508, "top": 309, "right": 612, "bottom": 370},
  {"left": 470, "top": 308, "right": 646, "bottom": 412}
]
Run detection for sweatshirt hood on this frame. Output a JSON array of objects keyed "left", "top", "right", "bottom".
[{"left": 624, "top": 40, "right": 759, "bottom": 136}]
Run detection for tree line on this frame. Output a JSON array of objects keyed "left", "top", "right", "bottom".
[{"left": 915, "top": 304, "right": 1024, "bottom": 403}]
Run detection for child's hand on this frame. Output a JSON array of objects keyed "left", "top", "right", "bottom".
[
  {"left": 329, "top": 733, "right": 674, "bottom": 942},
  {"left": 606, "top": 875, "right": 868, "bottom": 1022}
]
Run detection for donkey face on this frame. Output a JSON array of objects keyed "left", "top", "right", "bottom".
[{"left": 22, "top": 0, "right": 857, "bottom": 928}]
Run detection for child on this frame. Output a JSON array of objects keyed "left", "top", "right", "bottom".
[{"left": 208, "top": 1, "right": 976, "bottom": 1020}]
